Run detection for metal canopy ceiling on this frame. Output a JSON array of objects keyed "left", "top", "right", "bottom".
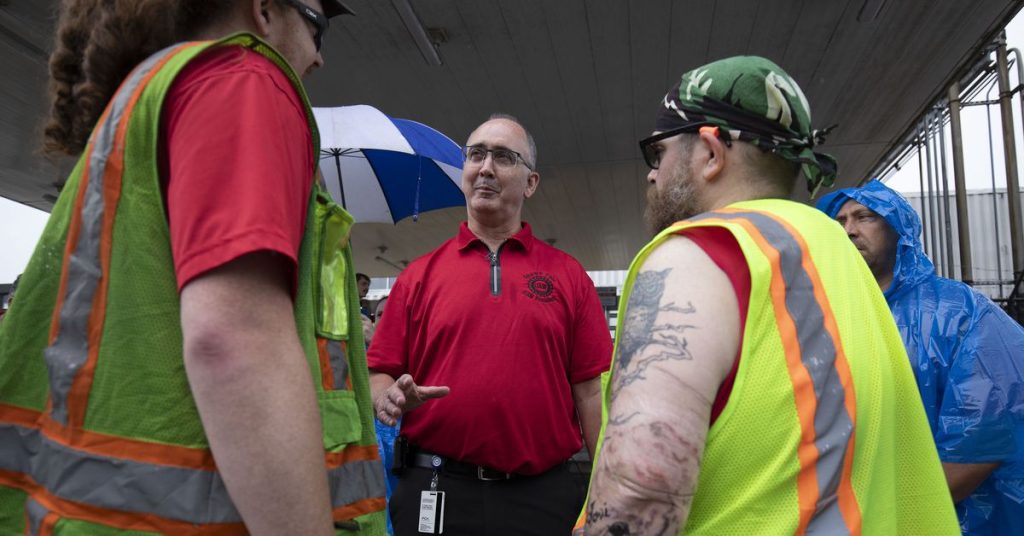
[{"left": 1, "top": 0, "right": 1021, "bottom": 275}]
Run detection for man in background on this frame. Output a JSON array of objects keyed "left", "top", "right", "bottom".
[
  {"left": 0, "top": 274, "right": 18, "bottom": 322},
  {"left": 819, "top": 179, "right": 1024, "bottom": 535},
  {"left": 357, "top": 272, "right": 372, "bottom": 314},
  {"left": 357, "top": 272, "right": 375, "bottom": 342}
]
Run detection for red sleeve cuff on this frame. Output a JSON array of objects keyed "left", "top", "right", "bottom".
[
  {"left": 175, "top": 228, "right": 297, "bottom": 291},
  {"left": 569, "top": 361, "right": 610, "bottom": 385}
]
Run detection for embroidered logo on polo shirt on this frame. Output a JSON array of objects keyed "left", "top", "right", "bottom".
[{"left": 523, "top": 272, "right": 557, "bottom": 303}]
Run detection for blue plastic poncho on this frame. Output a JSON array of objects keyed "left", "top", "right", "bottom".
[
  {"left": 818, "top": 180, "right": 1024, "bottom": 534},
  {"left": 375, "top": 418, "right": 400, "bottom": 535}
]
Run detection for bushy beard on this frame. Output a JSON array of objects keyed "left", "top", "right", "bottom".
[{"left": 643, "top": 165, "right": 704, "bottom": 236}]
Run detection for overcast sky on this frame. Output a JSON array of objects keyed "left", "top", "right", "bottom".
[
  {"left": 0, "top": 196, "right": 47, "bottom": 283},
  {"left": 4, "top": 14, "right": 1024, "bottom": 284}
]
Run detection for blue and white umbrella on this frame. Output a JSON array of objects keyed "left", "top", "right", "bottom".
[{"left": 313, "top": 105, "right": 465, "bottom": 224}]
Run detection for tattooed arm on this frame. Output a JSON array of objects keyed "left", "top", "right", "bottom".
[{"left": 584, "top": 237, "right": 739, "bottom": 535}]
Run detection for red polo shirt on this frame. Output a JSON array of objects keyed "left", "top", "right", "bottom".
[{"left": 367, "top": 222, "right": 612, "bottom": 475}]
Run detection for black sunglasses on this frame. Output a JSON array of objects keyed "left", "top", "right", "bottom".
[
  {"left": 281, "top": 0, "right": 330, "bottom": 52},
  {"left": 638, "top": 122, "right": 732, "bottom": 169}
]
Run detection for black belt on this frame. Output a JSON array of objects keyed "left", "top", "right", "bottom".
[{"left": 408, "top": 451, "right": 518, "bottom": 481}]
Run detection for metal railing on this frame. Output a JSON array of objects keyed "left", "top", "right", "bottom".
[{"left": 871, "top": 32, "right": 1024, "bottom": 324}]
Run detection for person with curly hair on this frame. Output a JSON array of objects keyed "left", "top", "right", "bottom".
[{"left": 0, "top": 1, "right": 389, "bottom": 534}]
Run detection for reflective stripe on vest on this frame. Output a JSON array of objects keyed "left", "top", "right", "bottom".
[
  {"left": 685, "top": 208, "right": 861, "bottom": 535},
  {"left": 1, "top": 409, "right": 386, "bottom": 527},
  {"left": 319, "top": 340, "right": 352, "bottom": 389},
  {"left": 44, "top": 42, "right": 198, "bottom": 428},
  {"left": 26, "top": 498, "right": 50, "bottom": 536}
]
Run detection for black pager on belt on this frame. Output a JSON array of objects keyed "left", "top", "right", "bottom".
[{"left": 392, "top": 435, "right": 409, "bottom": 475}]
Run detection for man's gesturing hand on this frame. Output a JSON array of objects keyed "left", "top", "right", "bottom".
[{"left": 374, "top": 374, "right": 449, "bottom": 426}]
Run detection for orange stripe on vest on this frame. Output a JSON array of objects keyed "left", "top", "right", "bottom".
[
  {"left": 3, "top": 401, "right": 378, "bottom": 472},
  {"left": 318, "top": 338, "right": 335, "bottom": 391},
  {"left": 333, "top": 496, "right": 387, "bottom": 522},
  {"left": 3, "top": 467, "right": 247, "bottom": 534},
  {"left": 743, "top": 209, "right": 861, "bottom": 535},
  {"left": 37, "top": 512, "right": 60, "bottom": 536},
  {"left": 65, "top": 42, "right": 206, "bottom": 429},
  {"left": 683, "top": 212, "right": 860, "bottom": 535}
]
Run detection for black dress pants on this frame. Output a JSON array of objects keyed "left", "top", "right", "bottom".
[{"left": 390, "top": 463, "right": 586, "bottom": 535}]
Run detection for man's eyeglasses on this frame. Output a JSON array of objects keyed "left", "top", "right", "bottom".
[
  {"left": 638, "top": 123, "right": 731, "bottom": 169},
  {"left": 281, "top": 0, "right": 329, "bottom": 52},
  {"left": 462, "top": 145, "right": 534, "bottom": 171}
]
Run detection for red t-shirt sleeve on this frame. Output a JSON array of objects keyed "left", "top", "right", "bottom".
[
  {"left": 366, "top": 277, "right": 410, "bottom": 378},
  {"left": 568, "top": 264, "right": 614, "bottom": 384},
  {"left": 162, "top": 47, "right": 313, "bottom": 291},
  {"left": 680, "top": 226, "right": 750, "bottom": 424}
]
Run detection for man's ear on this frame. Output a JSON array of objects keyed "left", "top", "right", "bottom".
[
  {"left": 524, "top": 171, "right": 540, "bottom": 199},
  {"left": 251, "top": 0, "right": 273, "bottom": 37},
  {"left": 697, "top": 127, "right": 727, "bottom": 184}
]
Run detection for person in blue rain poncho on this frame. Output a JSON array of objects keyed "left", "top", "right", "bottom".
[{"left": 818, "top": 179, "right": 1024, "bottom": 534}]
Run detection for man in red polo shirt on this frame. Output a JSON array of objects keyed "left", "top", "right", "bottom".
[{"left": 367, "top": 114, "right": 612, "bottom": 534}]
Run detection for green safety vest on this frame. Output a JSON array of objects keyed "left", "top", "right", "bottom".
[
  {"left": 578, "top": 199, "right": 959, "bottom": 535},
  {"left": 0, "top": 34, "right": 386, "bottom": 535}
]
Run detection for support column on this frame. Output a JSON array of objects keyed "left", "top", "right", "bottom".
[
  {"left": 948, "top": 81, "right": 974, "bottom": 284},
  {"left": 997, "top": 40, "right": 1024, "bottom": 277}
]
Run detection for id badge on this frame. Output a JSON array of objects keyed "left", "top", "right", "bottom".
[{"left": 418, "top": 491, "right": 445, "bottom": 534}]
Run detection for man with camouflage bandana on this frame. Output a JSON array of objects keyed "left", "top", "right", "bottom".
[{"left": 575, "top": 56, "right": 958, "bottom": 534}]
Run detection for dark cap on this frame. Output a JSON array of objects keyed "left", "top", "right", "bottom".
[
  {"left": 323, "top": 0, "right": 356, "bottom": 18},
  {"left": 656, "top": 55, "right": 837, "bottom": 196}
]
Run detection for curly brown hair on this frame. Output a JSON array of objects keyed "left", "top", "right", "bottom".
[{"left": 43, "top": 0, "right": 235, "bottom": 156}]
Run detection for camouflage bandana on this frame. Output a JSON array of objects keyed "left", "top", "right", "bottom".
[{"left": 655, "top": 55, "right": 838, "bottom": 196}]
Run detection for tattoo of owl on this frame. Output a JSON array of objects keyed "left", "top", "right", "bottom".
[{"left": 613, "top": 268, "right": 696, "bottom": 398}]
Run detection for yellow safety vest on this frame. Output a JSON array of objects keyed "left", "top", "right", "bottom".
[
  {"left": 0, "top": 34, "right": 386, "bottom": 534},
  {"left": 578, "top": 199, "right": 959, "bottom": 535}
]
